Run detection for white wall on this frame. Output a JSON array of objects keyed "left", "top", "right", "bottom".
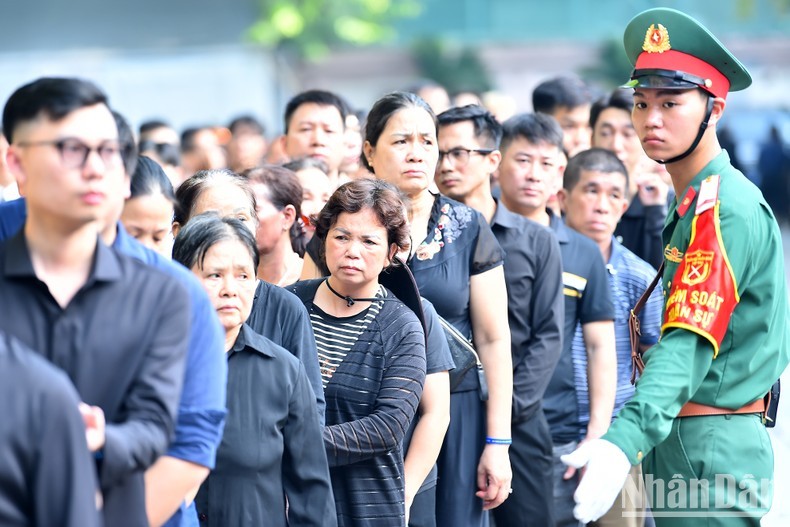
[{"left": 0, "top": 45, "right": 291, "bottom": 136}]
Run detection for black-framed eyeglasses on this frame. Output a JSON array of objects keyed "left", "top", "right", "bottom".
[
  {"left": 16, "top": 138, "right": 122, "bottom": 169},
  {"left": 437, "top": 147, "right": 494, "bottom": 168}
]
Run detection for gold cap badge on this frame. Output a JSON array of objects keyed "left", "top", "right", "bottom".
[{"left": 643, "top": 23, "right": 671, "bottom": 53}]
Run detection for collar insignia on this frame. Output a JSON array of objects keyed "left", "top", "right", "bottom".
[
  {"left": 664, "top": 245, "right": 684, "bottom": 264},
  {"left": 677, "top": 187, "right": 697, "bottom": 217},
  {"left": 643, "top": 23, "right": 671, "bottom": 53}
]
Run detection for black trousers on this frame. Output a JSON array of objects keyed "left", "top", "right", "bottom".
[{"left": 491, "top": 408, "right": 555, "bottom": 527}]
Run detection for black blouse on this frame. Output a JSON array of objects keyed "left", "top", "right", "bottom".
[
  {"left": 407, "top": 194, "right": 504, "bottom": 391},
  {"left": 195, "top": 324, "right": 334, "bottom": 527}
]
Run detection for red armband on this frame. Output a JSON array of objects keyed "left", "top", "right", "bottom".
[{"left": 662, "top": 176, "right": 739, "bottom": 357}]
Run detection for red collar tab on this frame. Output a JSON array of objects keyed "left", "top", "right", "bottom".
[
  {"left": 634, "top": 49, "right": 730, "bottom": 99},
  {"left": 676, "top": 186, "right": 697, "bottom": 217}
]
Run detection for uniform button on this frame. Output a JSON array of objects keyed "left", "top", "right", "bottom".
[
  {"left": 199, "top": 513, "right": 207, "bottom": 521},
  {"left": 667, "top": 281, "right": 671, "bottom": 288},
  {"left": 636, "top": 451, "right": 643, "bottom": 462}
]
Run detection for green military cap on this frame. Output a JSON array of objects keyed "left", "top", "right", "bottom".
[{"left": 622, "top": 8, "right": 751, "bottom": 99}]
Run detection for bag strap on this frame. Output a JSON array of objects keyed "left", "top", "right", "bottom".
[{"left": 630, "top": 262, "right": 664, "bottom": 385}]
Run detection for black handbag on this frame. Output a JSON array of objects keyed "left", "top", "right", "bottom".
[{"left": 438, "top": 316, "right": 488, "bottom": 401}]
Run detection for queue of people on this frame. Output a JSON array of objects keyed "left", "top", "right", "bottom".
[{"left": 0, "top": 6, "right": 788, "bottom": 527}]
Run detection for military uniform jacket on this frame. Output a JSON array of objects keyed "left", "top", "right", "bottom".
[{"left": 603, "top": 151, "right": 790, "bottom": 464}]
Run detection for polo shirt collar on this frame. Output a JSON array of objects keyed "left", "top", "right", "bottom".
[
  {"left": 548, "top": 209, "right": 570, "bottom": 244},
  {"left": 608, "top": 236, "right": 625, "bottom": 266},
  {"left": 490, "top": 199, "right": 523, "bottom": 230},
  {"left": 3, "top": 228, "right": 122, "bottom": 284},
  {"left": 231, "top": 324, "right": 275, "bottom": 359}
]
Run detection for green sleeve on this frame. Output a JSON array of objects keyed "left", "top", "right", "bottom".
[{"left": 602, "top": 328, "right": 713, "bottom": 465}]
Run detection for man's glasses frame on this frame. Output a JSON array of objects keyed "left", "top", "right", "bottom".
[
  {"left": 437, "top": 147, "right": 494, "bottom": 168},
  {"left": 16, "top": 137, "right": 122, "bottom": 169}
]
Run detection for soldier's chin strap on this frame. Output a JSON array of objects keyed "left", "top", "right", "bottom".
[{"left": 657, "top": 95, "right": 715, "bottom": 165}]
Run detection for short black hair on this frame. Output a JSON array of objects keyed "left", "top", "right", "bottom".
[
  {"left": 2, "top": 77, "right": 108, "bottom": 143},
  {"left": 113, "top": 110, "right": 138, "bottom": 176},
  {"left": 130, "top": 156, "right": 177, "bottom": 203},
  {"left": 228, "top": 115, "right": 265, "bottom": 136},
  {"left": 139, "top": 120, "right": 172, "bottom": 138},
  {"left": 589, "top": 89, "right": 634, "bottom": 130},
  {"left": 532, "top": 76, "right": 593, "bottom": 115},
  {"left": 564, "top": 147, "right": 629, "bottom": 194},
  {"left": 437, "top": 104, "right": 502, "bottom": 149},
  {"left": 283, "top": 90, "right": 349, "bottom": 134},
  {"left": 362, "top": 91, "right": 437, "bottom": 173},
  {"left": 180, "top": 127, "right": 206, "bottom": 153},
  {"left": 500, "top": 113, "right": 564, "bottom": 154},
  {"left": 172, "top": 212, "right": 259, "bottom": 274}
]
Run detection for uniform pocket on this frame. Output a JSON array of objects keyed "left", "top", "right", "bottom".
[{"left": 668, "top": 418, "right": 704, "bottom": 479}]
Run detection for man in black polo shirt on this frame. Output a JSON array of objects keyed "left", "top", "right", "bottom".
[
  {"left": 497, "top": 112, "right": 616, "bottom": 527},
  {"left": 0, "top": 77, "right": 190, "bottom": 527},
  {"left": 435, "top": 104, "right": 564, "bottom": 526}
]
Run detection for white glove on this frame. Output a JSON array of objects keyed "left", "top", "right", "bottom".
[{"left": 560, "top": 439, "right": 632, "bottom": 523}]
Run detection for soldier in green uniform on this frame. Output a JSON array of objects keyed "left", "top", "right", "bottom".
[{"left": 562, "top": 7, "right": 790, "bottom": 526}]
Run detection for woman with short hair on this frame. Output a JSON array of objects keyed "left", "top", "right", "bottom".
[
  {"left": 289, "top": 178, "right": 427, "bottom": 526},
  {"left": 174, "top": 213, "right": 333, "bottom": 526}
]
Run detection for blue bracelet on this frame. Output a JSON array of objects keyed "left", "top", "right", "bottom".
[{"left": 485, "top": 437, "right": 512, "bottom": 445}]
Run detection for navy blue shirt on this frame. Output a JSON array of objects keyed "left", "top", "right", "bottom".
[
  {"left": 0, "top": 198, "right": 25, "bottom": 240},
  {"left": 114, "top": 227, "right": 228, "bottom": 527},
  {"left": 544, "top": 212, "right": 614, "bottom": 444}
]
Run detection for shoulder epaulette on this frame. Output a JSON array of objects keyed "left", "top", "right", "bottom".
[{"left": 695, "top": 175, "right": 720, "bottom": 215}]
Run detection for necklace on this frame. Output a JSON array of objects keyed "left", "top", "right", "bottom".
[{"left": 324, "top": 279, "right": 381, "bottom": 307}]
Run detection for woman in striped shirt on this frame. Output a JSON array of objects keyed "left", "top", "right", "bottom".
[{"left": 289, "top": 179, "right": 427, "bottom": 526}]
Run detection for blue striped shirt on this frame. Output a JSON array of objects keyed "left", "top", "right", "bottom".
[{"left": 571, "top": 237, "right": 663, "bottom": 437}]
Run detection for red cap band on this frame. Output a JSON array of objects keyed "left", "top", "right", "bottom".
[{"left": 634, "top": 49, "right": 730, "bottom": 99}]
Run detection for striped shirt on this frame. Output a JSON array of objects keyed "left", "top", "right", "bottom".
[
  {"left": 571, "top": 238, "right": 663, "bottom": 437},
  {"left": 311, "top": 286, "right": 385, "bottom": 388}
]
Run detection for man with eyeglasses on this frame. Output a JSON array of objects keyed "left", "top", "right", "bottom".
[
  {"left": 0, "top": 77, "right": 190, "bottom": 527},
  {"left": 436, "top": 105, "right": 564, "bottom": 527},
  {"left": 497, "top": 112, "right": 617, "bottom": 527}
]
